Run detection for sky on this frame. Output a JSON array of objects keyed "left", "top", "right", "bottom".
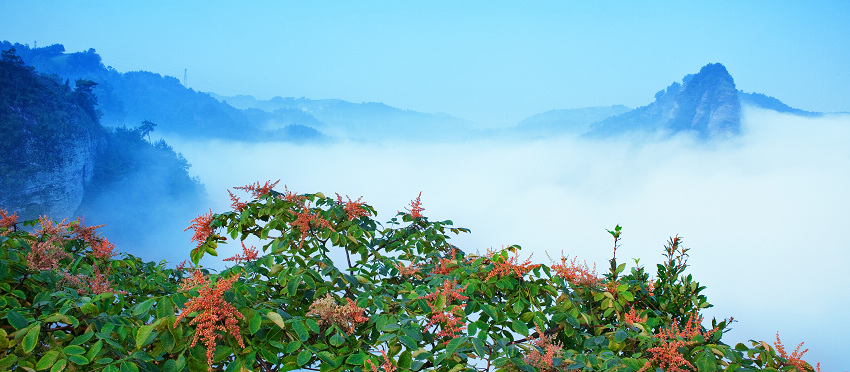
[
  {"left": 3, "top": 1, "right": 849, "bottom": 127},
  {"left": 4, "top": 1, "right": 850, "bottom": 369}
]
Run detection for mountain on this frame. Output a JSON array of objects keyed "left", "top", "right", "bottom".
[
  {"left": 1, "top": 41, "right": 318, "bottom": 142},
  {"left": 587, "top": 63, "right": 741, "bottom": 138},
  {"left": 584, "top": 63, "right": 822, "bottom": 139},
  {"left": 510, "top": 105, "right": 631, "bottom": 139},
  {"left": 0, "top": 48, "right": 104, "bottom": 219},
  {"left": 211, "top": 94, "right": 479, "bottom": 142},
  {"left": 0, "top": 46, "right": 207, "bottom": 263}
]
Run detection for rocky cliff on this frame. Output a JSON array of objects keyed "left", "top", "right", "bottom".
[{"left": 0, "top": 49, "right": 103, "bottom": 220}]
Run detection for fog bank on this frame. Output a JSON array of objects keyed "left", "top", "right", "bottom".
[{"left": 169, "top": 107, "right": 849, "bottom": 369}]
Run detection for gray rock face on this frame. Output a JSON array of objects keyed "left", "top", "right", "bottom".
[
  {"left": 587, "top": 63, "right": 741, "bottom": 138},
  {"left": 2, "top": 130, "right": 100, "bottom": 221}
]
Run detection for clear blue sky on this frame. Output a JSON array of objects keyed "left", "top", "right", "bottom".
[{"left": 3, "top": 1, "right": 848, "bottom": 126}]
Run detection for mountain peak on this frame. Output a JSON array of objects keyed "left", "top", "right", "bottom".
[{"left": 587, "top": 63, "right": 740, "bottom": 139}]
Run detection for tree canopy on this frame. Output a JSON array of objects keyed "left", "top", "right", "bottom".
[{"left": 0, "top": 182, "right": 821, "bottom": 371}]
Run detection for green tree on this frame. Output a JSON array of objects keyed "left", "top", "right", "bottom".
[
  {"left": 139, "top": 119, "right": 158, "bottom": 143},
  {"left": 0, "top": 183, "right": 822, "bottom": 372}
]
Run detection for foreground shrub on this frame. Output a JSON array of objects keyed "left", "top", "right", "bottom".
[{"left": 0, "top": 182, "right": 820, "bottom": 371}]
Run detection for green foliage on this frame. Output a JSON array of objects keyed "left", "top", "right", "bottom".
[{"left": 0, "top": 185, "right": 821, "bottom": 371}]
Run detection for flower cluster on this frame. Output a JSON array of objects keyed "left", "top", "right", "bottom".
[
  {"left": 234, "top": 179, "right": 280, "bottom": 199},
  {"left": 366, "top": 349, "right": 396, "bottom": 372},
  {"left": 223, "top": 242, "right": 259, "bottom": 264},
  {"left": 394, "top": 261, "right": 423, "bottom": 277},
  {"left": 336, "top": 193, "right": 370, "bottom": 220},
  {"left": 623, "top": 307, "right": 648, "bottom": 326},
  {"left": 291, "top": 201, "right": 335, "bottom": 248},
  {"left": 524, "top": 325, "right": 564, "bottom": 371},
  {"left": 550, "top": 256, "right": 601, "bottom": 287},
  {"left": 485, "top": 250, "right": 541, "bottom": 281},
  {"left": 638, "top": 312, "right": 718, "bottom": 372},
  {"left": 306, "top": 293, "right": 369, "bottom": 334},
  {"left": 174, "top": 271, "right": 245, "bottom": 371},
  {"left": 405, "top": 191, "right": 425, "bottom": 218},
  {"left": 774, "top": 333, "right": 820, "bottom": 372},
  {"left": 0, "top": 207, "right": 19, "bottom": 235},
  {"left": 185, "top": 209, "right": 215, "bottom": 248},
  {"left": 430, "top": 247, "right": 459, "bottom": 276},
  {"left": 419, "top": 278, "right": 468, "bottom": 342}
]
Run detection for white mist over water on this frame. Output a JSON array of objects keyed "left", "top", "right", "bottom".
[{"left": 168, "top": 107, "right": 850, "bottom": 369}]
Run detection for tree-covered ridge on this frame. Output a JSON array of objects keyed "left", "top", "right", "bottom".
[
  {"left": 0, "top": 47, "right": 103, "bottom": 179},
  {"left": 0, "top": 184, "right": 821, "bottom": 371}
]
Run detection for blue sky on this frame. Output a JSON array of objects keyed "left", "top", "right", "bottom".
[
  {"left": 3, "top": 1, "right": 849, "bottom": 126},
  {"left": 3, "top": 1, "right": 850, "bottom": 369}
]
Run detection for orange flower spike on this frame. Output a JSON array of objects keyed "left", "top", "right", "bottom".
[
  {"left": 174, "top": 273, "right": 245, "bottom": 371},
  {"left": 551, "top": 256, "right": 601, "bottom": 287},
  {"left": 233, "top": 179, "right": 280, "bottom": 199},
  {"left": 419, "top": 279, "right": 469, "bottom": 342},
  {"left": 485, "top": 251, "right": 540, "bottom": 281},
  {"left": 335, "top": 193, "right": 370, "bottom": 220},
  {"left": 405, "top": 191, "right": 425, "bottom": 218},
  {"left": 774, "top": 333, "right": 817, "bottom": 372},
  {"left": 623, "top": 307, "right": 648, "bottom": 326},
  {"left": 0, "top": 208, "right": 18, "bottom": 231},
  {"left": 91, "top": 238, "right": 116, "bottom": 260},
  {"left": 223, "top": 242, "right": 259, "bottom": 264},
  {"left": 185, "top": 209, "right": 215, "bottom": 248},
  {"left": 524, "top": 325, "right": 564, "bottom": 371},
  {"left": 291, "top": 201, "right": 335, "bottom": 248}
]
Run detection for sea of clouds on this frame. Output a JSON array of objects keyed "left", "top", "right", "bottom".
[{"left": 167, "top": 106, "right": 849, "bottom": 369}]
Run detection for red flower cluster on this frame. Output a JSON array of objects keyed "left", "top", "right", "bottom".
[
  {"left": 233, "top": 179, "right": 280, "bottom": 199},
  {"left": 394, "top": 261, "right": 422, "bottom": 277},
  {"left": 90, "top": 237, "right": 116, "bottom": 260},
  {"left": 638, "top": 312, "right": 718, "bottom": 372},
  {"left": 185, "top": 209, "right": 215, "bottom": 248},
  {"left": 335, "top": 193, "right": 370, "bottom": 220},
  {"left": 223, "top": 242, "right": 259, "bottom": 264},
  {"left": 0, "top": 207, "right": 19, "bottom": 235},
  {"left": 430, "top": 248, "right": 459, "bottom": 276},
  {"left": 291, "top": 201, "right": 335, "bottom": 248},
  {"left": 524, "top": 325, "right": 564, "bottom": 371},
  {"left": 174, "top": 270, "right": 245, "bottom": 371},
  {"left": 485, "top": 251, "right": 541, "bottom": 281},
  {"left": 550, "top": 256, "right": 600, "bottom": 287},
  {"left": 419, "top": 278, "right": 468, "bottom": 342},
  {"left": 774, "top": 333, "right": 820, "bottom": 372},
  {"left": 623, "top": 307, "right": 648, "bottom": 326},
  {"left": 366, "top": 349, "right": 396, "bottom": 372},
  {"left": 405, "top": 192, "right": 425, "bottom": 218},
  {"left": 306, "top": 293, "right": 370, "bottom": 334}
]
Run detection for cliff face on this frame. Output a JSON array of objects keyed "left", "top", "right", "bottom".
[
  {"left": 0, "top": 49, "right": 103, "bottom": 220},
  {"left": 7, "top": 132, "right": 99, "bottom": 219},
  {"left": 588, "top": 63, "right": 741, "bottom": 138}
]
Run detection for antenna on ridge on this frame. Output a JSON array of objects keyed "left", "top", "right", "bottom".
[{"left": 183, "top": 68, "right": 188, "bottom": 87}]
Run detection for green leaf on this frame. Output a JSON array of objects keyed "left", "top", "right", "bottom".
[
  {"left": 85, "top": 340, "right": 103, "bottom": 361},
  {"left": 68, "top": 354, "right": 89, "bottom": 365},
  {"left": 49, "top": 359, "right": 67, "bottom": 372},
  {"left": 266, "top": 311, "right": 285, "bottom": 329},
  {"left": 510, "top": 320, "right": 529, "bottom": 336},
  {"left": 248, "top": 313, "right": 261, "bottom": 334},
  {"left": 163, "top": 354, "right": 186, "bottom": 372},
  {"left": 120, "top": 361, "right": 140, "bottom": 372},
  {"left": 306, "top": 318, "right": 320, "bottom": 334},
  {"left": 292, "top": 320, "right": 309, "bottom": 341},
  {"left": 398, "top": 350, "right": 412, "bottom": 369},
  {"left": 63, "top": 345, "right": 85, "bottom": 355},
  {"left": 345, "top": 353, "right": 365, "bottom": 365},
  {"left": 445, "top": 336, "right": 466, "bottom": 356},
  {"left": 695, "top": 350, "right": 717, "bottom": 371},
  {"left": 156, "top": 298, "right": 175, "bottom": 319},
  {"left": 135, "top": 324, "right": 156, "bottom": 349},
  {"left": 620, "top": 290, "right": 635, "bottom": 302},
  {"left": 23, "top": 325, "right": 39, "bottom": 353},
  {"left": 36, "top": 350, "right": 60, "bottom": 371},
  {"left": 69, "top": 332, "right": 94, "bottom": 346},
  {"left": 131, "top": 298, "right": 156, "bottom": 317},
  {"left": 297, "top": 349, "right": 312, "bottom": 366},
  {"left": 6, "top": 310, "right": 27, "bottom": 330},
  {"left": 470, "top": 337, "right": 486, "bottom": 357}
]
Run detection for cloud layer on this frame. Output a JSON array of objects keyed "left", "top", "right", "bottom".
[{"left": 169, "top": 107, "right": 849, "bottom": 369}]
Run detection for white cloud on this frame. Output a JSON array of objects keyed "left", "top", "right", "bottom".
[{"left": 169, "top": 106, "right": 850, "bottom": 369}]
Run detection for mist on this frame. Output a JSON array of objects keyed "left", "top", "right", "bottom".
[{"left": 165, "top": 106, "right": 849, "bottom": 369}]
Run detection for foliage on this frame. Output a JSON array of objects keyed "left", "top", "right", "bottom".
[{"left": 0, "top": 183, "right": 822, "bottom": 371}]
